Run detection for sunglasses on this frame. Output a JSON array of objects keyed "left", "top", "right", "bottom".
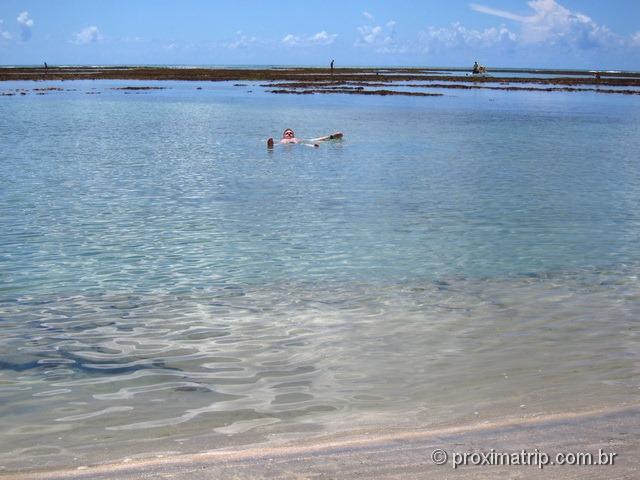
[{"left": 284, "top": 131, "right": 294, "bottom": 136}]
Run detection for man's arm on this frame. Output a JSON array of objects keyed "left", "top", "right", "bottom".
[
  {"left": 297, "top": 140, "right": 320, "bottom": 148},
  {"left": 309, "top": 132, "right": 343, "bottom": 142}
]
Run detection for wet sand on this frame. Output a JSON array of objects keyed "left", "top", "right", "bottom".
[
  {"left": 3, "top": 406, "right": 637, "bottom": 479},
  {"left": 1, "top": 66, "right": 639, "bottom": 96}
]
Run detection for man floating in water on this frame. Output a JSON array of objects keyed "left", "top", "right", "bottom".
[{"left": 267, "top": 128, "right": 343, "bottom": 149}]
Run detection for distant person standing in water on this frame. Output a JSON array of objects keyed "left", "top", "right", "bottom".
[
  {"left": 330, "top": 59, "right": 334, "bottom": 74},
  {"left": 44, "top": 62, "right": 48, "bottom": 70}
]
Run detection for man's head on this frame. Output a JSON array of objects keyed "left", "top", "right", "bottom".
[{"left": 283, "top": 129, "right": 295, "bottom": 139}]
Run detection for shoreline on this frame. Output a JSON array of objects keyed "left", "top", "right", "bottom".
[
  {"left": 2, "top": 67, "right": 640, "bottom": 97},
  {"left": 2, "top": 405, "right": 638, "bottom": 479}
]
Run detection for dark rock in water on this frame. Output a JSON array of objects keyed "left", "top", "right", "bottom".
[
  {"left": 269, "top": 88, "right": 443, "bottom": 97},
  {"left": 111, "top": 86, "right": 166, "bottom": 91},
  {"left": 174, "top": 385, "right": 212, "bottom": 393},
  {"left": 522, "top": 272, "right": 541, "bottom": 279},
  {"left": 0, "top": 358, "right": 41, "bottom": 372},
  {"left": 270, "top": 89, "right": 315, "bottom": 95}
]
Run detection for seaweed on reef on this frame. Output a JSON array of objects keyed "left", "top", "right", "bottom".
[
  {"left": 2, "top": 66, "right": 639, "bottom": 87},
  {"left": 111, "top": 86, "right": 166, "bottom": 91},
  {"left": 269, "top": 88, "right": 443, "bottom": 97},
  {"left": 2, "top": 67, "right": 638, "bottom": 96}
]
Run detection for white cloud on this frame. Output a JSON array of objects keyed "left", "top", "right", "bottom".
[
  {"left": 469, "top": 4, "right": 527, "bottom": 22},
  {"left": 281, "top": 30, "right": 337, "bottom": 47},
  {"left": 17, "top": 11, "right": 33, "bottom": 41},
  {"left": 224, "top": 32, "right": 260, "bottom": 49},
  {"left": 17, "top": 11, "right": 33, "bottom": 27},
  {"left": 418, "top": 22, "right": 516, "bottom": 51},
  {"left": 357, "top": 25, "right": 383, "bottom": 45},
  {"left": 73, "top": 26, "right": 103, "bottom": 44},
  {"left": 282, "top": 34, "right": 296, "bottom": 46},
  {"left": 355, "top": 20, "right": 398, "bottom": 51},
  {"left": 312, "top": 31, "right": 336, "bottom": 44},
  {"left": 470, "top": 0, "right": 617, "bottom": 48},
  {"left": 363, "top": 11, "right": 374, "bottom": 21},
  {"left": 354, "top": 1, "right": 632, "bottom": 58},
  {"left": 0, "top": 19, "right": 12, "bottom": 40}
]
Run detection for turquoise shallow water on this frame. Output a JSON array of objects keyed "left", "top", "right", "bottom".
[
  {"left": 1, "top": 81, "right": 639, "bottom": 469},
  {"left": 3, "top": 81, "right": 640, "bottom": 289}
]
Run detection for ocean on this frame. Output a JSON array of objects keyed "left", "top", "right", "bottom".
[{"left": 1, "top": 79, "right": 639, "bottom": 470}]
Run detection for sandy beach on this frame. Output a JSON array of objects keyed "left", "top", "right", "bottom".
[{"left": 2, "top": 406, "right": 637, "bottom": 480}]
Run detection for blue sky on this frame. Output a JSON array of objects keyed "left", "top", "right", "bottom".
[{"left": 1, "top": 1, "right": 639, "bottom": 69}]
